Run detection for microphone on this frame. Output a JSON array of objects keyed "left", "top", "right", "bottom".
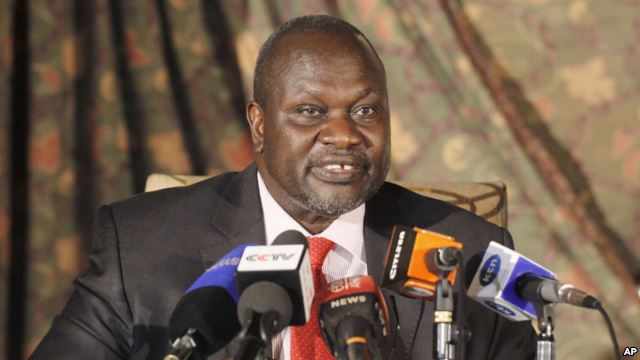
[
  {"left": 235, "top": 281, "right": 294, "bottom": 360},
  {"left": 317, "top": 275, "right": 390, "bottom": 360},
  {"left": 165, "top": 243, "right": 253, "bottom": 360},
  {"left": 235, "top": 230, "right": 314, "bottom": 325},
  {"left": 467, "top": 241, "right": 601, "bottom": 321},
  {"left": 234, "top": 230, "right": 315, "bottom": 359},
  {"left": 381, "top": 225, "right": 463, "bottom": 299}
]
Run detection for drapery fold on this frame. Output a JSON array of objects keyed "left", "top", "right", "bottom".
[
  {"left": 438, "top": 0, "right": 640, "bottom": 305},
  {"left": 6, "top": 1, "right": 31, "bottom": 358}
]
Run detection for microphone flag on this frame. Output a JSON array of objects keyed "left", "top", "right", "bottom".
[
  {"left": 381, "top": 225, "right": 462, "bottom": 299},
  {"left": 467, "top": 241, "right": 556, "bottom": 321}
]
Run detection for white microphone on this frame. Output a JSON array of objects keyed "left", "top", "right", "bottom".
[
  {"left": 233, "top": 230, "right": 315, "bottom": 360},
  {"left": 467, "top": 241, "right": 600, "bottom": 321},
  {"left": 235, "top": 231, "right": 315, "bottom": 325}
]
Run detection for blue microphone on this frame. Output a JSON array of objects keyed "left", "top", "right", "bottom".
[
  {"left": 467, "top": 241, "right": 600, "bottom": 321},
  {"left": 183, "top": 245, "right": 248, "bottom": 302},
  {"left": 165, "top": 243, "right": 254, "bottom": 360}
]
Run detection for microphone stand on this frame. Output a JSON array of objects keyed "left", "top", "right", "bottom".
[
  {"left": 432, "top": 248, "right": 466, "bottom": 360},
  {"left": 164, "top": 328, "right": 200, "bottom": 360},
  {"left": 535, "top": 303, "right": 556, "bottom": 360},
  {"left": 236, "top": 311, "right": 276, "bottom": 360},
  {"left": 434, "top": 276, "right": 456, "bottom": 360}
]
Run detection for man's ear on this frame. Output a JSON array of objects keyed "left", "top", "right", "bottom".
[{"left": 246, "top": 101, "right": 265, "bottom": 153}]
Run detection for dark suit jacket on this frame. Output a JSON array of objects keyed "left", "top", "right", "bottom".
[{"left": 31, "top": 163, "right": 536, "bottom": 360}]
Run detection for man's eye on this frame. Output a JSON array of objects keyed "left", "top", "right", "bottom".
[
  {"left": 354, "top": 106, "right": 376, "bottom": 117},
  {"left": 298, "top": 107, "right": 323, "bottom": 116}
]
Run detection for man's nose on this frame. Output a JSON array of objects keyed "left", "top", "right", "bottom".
[{"left": 318, "top": 112, "right": 364, "bottom": 148}]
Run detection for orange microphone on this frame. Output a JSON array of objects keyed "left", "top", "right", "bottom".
[{"left": 381, "top": 226, "right": 462, "bottom": 299}]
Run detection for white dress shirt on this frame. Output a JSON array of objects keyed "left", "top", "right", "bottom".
[{"left": 257, "top": 172, "right": 368, "bottom": 360}]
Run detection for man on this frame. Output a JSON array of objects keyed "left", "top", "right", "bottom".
[{"left": 31, "top": 15, "right": 536, "bottom": 359}]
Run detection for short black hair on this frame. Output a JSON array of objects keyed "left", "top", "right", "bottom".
[{"left": 252, "top": 14, "right": 384, "bottom": 107}]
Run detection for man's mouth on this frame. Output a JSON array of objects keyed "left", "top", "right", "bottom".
[
  {"left": 311, "top": 164, "right": 362, "bottom": 183},
  {"left": 310, "top": 156, "right": 368, "bottom": 183},
  {"left": 320, "top": 164, "right": 356, "bottom": 171}
]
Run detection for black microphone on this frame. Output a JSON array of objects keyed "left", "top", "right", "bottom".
[
  {"left": 318, "top": 275, "right": 390, "bottom": 360},
  {"left": 165, "top": 244, "right": 252, "bottom": 360},
  {"left": 234, "top": 230, "right": 315, "bottom": 359},
  {"left": 235, "top": 230, "right": 314, "bottom": 326},
  {"left": 235, "top": 281, "right": 293, "bottom": 360}
]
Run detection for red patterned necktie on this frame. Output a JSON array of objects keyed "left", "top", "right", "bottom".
[{"left": 290, "top": 236, "right": 336, "bottom": 360}]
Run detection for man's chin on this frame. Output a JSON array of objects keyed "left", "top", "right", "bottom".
[
  {"left": 295, "top": 174, "right": 383, "bottom": 216},
  {"left": 297, "top": 189, "right": 366, "bottom": 217},
  {"left": 306, "top": 198, "right": 363, "bottom": 217}
]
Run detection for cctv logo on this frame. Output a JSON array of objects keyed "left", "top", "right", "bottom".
[
  {"left": 389, "top": 231, "right": 406, "bottom": 280},
  {"left": 237, "top": 245, "right": 303, "bottom": 272},
  {"left": 246, "top": 253, "right": 296, "bottom": 261},
  {"left": 624, "top": 347, "right": 637, "bottom": 356},
  {"left": 330, "top": 295, "right": 367, "bottom": 309}
]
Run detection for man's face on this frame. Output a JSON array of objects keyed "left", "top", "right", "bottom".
[{"left": 249, "top": 33, "right": 390, "bottom": 219}]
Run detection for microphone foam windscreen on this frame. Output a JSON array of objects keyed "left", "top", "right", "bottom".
[
  {"left": 318, "top": 275, "right": 389, "bottom": 350},
  {"left": 272, "top": 230, "right": 307, "bottom": 245},
  {"left": 237, "top": 281, "right": 293, "bottom": 333},
  {"left": 168, "top": 286, "right": 241, "bottom": 356}
]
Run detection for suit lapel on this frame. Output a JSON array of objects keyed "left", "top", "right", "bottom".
[
  {"left": 365, "top": 183, "right": 427, "bottom": 360},
  {"left": 200, "top": 164, "right": 266, "bottom": 268}
]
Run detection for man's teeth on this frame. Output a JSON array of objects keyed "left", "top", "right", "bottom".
[{"left": 323, "top": 164, "right": 354, "bottom": 170}]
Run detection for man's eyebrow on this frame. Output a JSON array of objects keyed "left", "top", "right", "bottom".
[
  {"left": 290, "top": 84, "right": 383, "bottom": 97},
  {"left": 357, "top": 87, "right": 383, "bottom": 97},
  {"left": 286, "top": 88, "right": 324, "bottom": 101}
]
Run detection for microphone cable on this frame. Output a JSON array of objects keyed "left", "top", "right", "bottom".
[
  {"left": 595, "top": 303, "right": 621, "bottom": 360},
  {"left": 384, "top": 295, "right": 401, "bottom": 360},
  {"left": 408, "top": 299, "right": 426, "bottom": 359}
]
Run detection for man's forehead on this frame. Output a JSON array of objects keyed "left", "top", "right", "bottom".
[
  {"left": 280, "top": 78, "right": 385, "bottom": 103},
  {"left": 270, "top": 32, "right": 384, "bottom": 75}
]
